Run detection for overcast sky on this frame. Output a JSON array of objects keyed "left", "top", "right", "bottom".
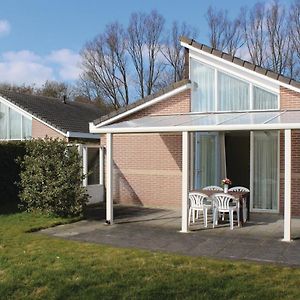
[{"left": 0, "top": 0, "right": 294, "bottom": 86}]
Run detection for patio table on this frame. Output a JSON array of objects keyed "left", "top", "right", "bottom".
[{"left": 191, "top": 190, "right": 250, "bottom": 226}]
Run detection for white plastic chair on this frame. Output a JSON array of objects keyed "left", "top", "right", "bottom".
[
  {"left": 188, "top": 192, "right": 211, "bottom": 227},
  {"left": 202, "top": 185, "right": 223, "bottom": 191},
  {"left": 228, "top": 186, "right": 250, "bottom": 193},
  {"left": 212, "top": 193, "right": 240, "bottom": 230},
  {"left": 228, "top": 186, "right": 249, "bottom": 223}
]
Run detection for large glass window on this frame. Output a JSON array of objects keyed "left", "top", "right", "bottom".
[
  {"left": 0, "top": 102, "right": 8, "bottom": 139},
  {"left": 252, "top": 131, "right": 279, "bottom": 210},
  {"left": 190, "top": 58, "right": 279, "bottom": 112},
  {"left": 0, "top": 101, "right": 32, "bottom": 140},
  {"left": 218, "top": 72, "right": 250, "bottom": 111},
  {"left": 9, "top": 108, "right": 22, "bottom": 139},
  {"left": 190, "top": 58, "right": 215, "bottom": 112},
  {"left": 253, "top": 86, "right": 278, "bottom": 110},
  {"left": 22, "top": 116, "right": 32, "bottom": 139}
]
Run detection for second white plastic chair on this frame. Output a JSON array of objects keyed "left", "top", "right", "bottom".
[{"left": 212, "top": 193, "right": 240, "bottom": 230}]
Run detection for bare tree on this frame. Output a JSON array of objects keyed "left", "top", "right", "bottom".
[
  {"left": 127, "top": 10, "right": 165, "bottom": 98},
  {"left": 206, "top": 7, "right": 228, "bottom": 50},
  {"left": 289, "top": 0, "right": 300, "bottom": 78},
  {"left": 36, "top": 80, "right": 72, "bottom": 99},
  {"left": 265, "top": 1, "right": 291, "bottom": 74},
  {"left": 162, "top": 21, "right": 198, "bottom": 82},
  {"left": 240, "top": 3, "right": 267, "bottom": 66},
  {"left": 81, "top": 23, "right": 129, "bottom": 109},
  {"left": 206, "top": 6, "right": 243, "bottom": 55},
  {"left": 80, "top": 11, "right": 167, "bottom": 108},
  {"left": 0, "top": 83, "right": 36, "bottom": 95}
]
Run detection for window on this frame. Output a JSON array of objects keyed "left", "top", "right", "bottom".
[
  {"left": 0, "top": 100, "right": 32, "bottom": 140},
  {"left": 9, "top": 108, "right": 22, "bottom": 139},
  {"left": 0, "top": 102, "right": 8, "bottom": 139},
  {"left": 190, "top": 59, "right": 279, "bottom": 112},
  {"left": 190, "top": 58, "right": 215, "bottom": 112},
  {"left": 253, "top": 86, "right": 278, "bottom": 110},
  {"left": 218, "top": 72, "right": 249, "bottom": 111},
  {"left": 87, "top": 147, "right": 100, "bottom": 185},
  {"left": 22, "top": 116, "right": 32, "bottom": 139}
]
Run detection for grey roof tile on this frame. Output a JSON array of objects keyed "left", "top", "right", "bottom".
[{"left": 254, "top": 65, "right": 268, "bottom": 76}]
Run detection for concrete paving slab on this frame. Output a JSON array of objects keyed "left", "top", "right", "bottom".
[{"left": 40, "top": 205, "right": 300, "bottom": 266}]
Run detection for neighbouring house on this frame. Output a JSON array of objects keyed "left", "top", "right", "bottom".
[
  {"left": 90, "top": 36, "right": 300, "bottom": 242},
  {"left": 0, "top": 90, "right": 104, "bottom": 203}
]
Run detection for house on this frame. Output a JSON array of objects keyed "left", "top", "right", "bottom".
[
  {"left": 91, "top": 36, "right": 300, "bottom": 242},
  {"left": 0, "top": 90, "right": 104, "bottom": 203}
]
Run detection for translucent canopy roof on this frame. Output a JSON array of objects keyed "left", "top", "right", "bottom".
[{"left": 91, "top": 110, "right": 300, "bottom": 133}]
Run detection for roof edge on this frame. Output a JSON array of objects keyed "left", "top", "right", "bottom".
[
  {"left": 93, "top": 79, "right": 191, "bottom": 127},
  {"left": 180, "top": 36, "right": 300, "bottom": 91}
]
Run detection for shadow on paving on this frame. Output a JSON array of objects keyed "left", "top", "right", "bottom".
[{"left": 83, "top": 203, "right": 170, "bottom": 222}]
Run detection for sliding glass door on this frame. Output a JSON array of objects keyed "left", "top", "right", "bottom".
[
  {"left": 193, "top": 132, "right": 226, "bottom": 189},
  {"left": 251, "top": 131, "right": 279, "bottom": 211}
]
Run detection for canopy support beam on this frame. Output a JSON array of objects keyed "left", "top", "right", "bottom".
[
  {"left": 181, "top": 131, "right": 189, "bottom": 233},
  {"left": 106, "top": 133, "right": 113, "bottom": 225},
  {"left": 283, "top": 129, "right": 292, "bottom": 242}
]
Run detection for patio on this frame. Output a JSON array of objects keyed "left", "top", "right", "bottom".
[{"left": 41, "top": 204, "right": 300, "bottom": 266}]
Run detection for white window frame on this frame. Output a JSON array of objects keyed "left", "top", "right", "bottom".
[{"left": 189, "top": 54, "right": 280, "bottom": 113}]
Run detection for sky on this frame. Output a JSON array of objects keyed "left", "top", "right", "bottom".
[{"left": 0, "top": 0, "right": 295, "bottom": 86}]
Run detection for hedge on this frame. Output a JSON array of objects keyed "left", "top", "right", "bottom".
[
  {"left": 0, "top": 142, "right": 26, "bottom": 213},
  {"left": 18, "top": 138, "right": 89, "bottom": 217}
]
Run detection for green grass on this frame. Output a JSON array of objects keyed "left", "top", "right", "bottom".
[{"left": 0, "top": 212, "right": 300, "bottom": 300}]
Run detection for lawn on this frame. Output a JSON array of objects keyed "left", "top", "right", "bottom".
[{"left": 0, "top": 212, "right": 300, "bottom": 300}]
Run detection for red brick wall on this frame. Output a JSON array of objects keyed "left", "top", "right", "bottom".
[
  {"left": 279, "top": 130, "right": 300, "bottom": 216},
  {"left": 122, "top": 89, "right": 191, "bottom": 121},
  {"left": 109, "top": 133, "right": 182, "bottom": 207},
  {"left": 32, "top": 118, "right": 65, "bottom": 139},
  {"left": 280, "top": 87, "right": 300, "bottom": 216},
  {"left": 280, "top": 86, "right": 300, "bottom": 109},
  {"left": 102, "top": 89, "right": 191, "bottom": 208}
]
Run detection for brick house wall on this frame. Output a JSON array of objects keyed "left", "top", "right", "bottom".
[
  {"left": 280, "top": 87, "right": 300, "bottom": 216},
  {"left": 32, "top": 119, "right": 65, "bottom": 139},
  {"left": 102, "top": 85, "right": 300, "bottom": 215},
  {"left": 101, "top": 89, "right": 190, "bottom": 208}
]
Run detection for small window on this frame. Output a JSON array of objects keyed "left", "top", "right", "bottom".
[
  {"left": 253, "top": 86, "right": 278, "bottom": 110},
  {"left": 218, "top": 72, "right": 250, "bottom": 111},
  {"left": 87, "top": 148, "right": 100, "bottom": 185}
]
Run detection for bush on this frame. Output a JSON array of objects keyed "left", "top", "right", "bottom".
[
  {"left": 0, "top": 142, "right": 26, "bottom": 213},
  {"left": 18, "top": 138, "right": 89, "bottom": 217}
]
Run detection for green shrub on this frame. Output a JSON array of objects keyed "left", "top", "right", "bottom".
[
  {"left": 0, "top": 142, "right": 26, "bottom": 213},
  {"left": 18, "top": 138, "right": 89, "bottom": 217}
]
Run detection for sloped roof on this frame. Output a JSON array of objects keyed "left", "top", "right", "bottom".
[
  {"left": 0, "top": 90, "right": 103, "bottom": 134},
  {"left": 180, "top": 36, "right": 300, "bottom": 89},
  {"left": 93, "top": 79, "right": 191, "bottom": 126}
]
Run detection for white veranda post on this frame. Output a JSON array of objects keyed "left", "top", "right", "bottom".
[
  {"left": 283, "top": 129, "right": 292, "bottom": 242},
  {"left": 181, "top": 131, "right": 189, "bottom": 232},
  {"left": 106, "top": 133, "right": 113, "bottom": 224}
]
